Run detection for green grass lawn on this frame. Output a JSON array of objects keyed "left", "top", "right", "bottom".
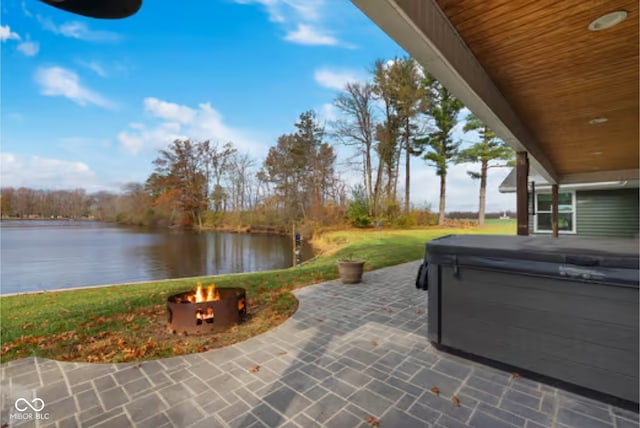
[
  {"left": 0, "top": 223, "right": 513, "bottom": 363},
  {"left": 482, "top": 218, "right": 516, "bottom": 227}
]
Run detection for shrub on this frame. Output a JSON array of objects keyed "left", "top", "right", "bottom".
[{"left": 346, "top": 185, "right": 372, "bottom": 228}]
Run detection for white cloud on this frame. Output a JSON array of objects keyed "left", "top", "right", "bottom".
[
  {"left": 37, "top": 16, "right": 121, "bottom": 42},
  {"left": 235, "top": 0, "right": 323, "bottom": 23},
  {"left": 1, "top": 25, "right": 39, "bottom": 56},
  {"left": 21, "top": 1, "right": 33, "bottom": 17},
  {"left": 60, "top": 21, "right": 120, "bottom": 42},
  {"left": 234, "top": 0, "right": 286, "bottom": 23},
  {"left": 17, "top": 40, "right": 39, "bottom": 56},
  {"left": 117, "top": 131, "right": 148, "bottom": 155},
  {"left": 314, "top": 68, "right": 361, "bottom": 90},
  {"left": 0, "top": 25, "right": 20, "bottom": 42},
  {"left": 319, "top": 103, "right": 338, "bottom": 122},
  {"left": 284, "top": 23, "right": 337, "bottom": 46},
  {"left": 144, "top": 98, "right": 197, "bottom": 124},
  {"left": 286, "top": 0, "right": 323, "bottom": 21},
  {"left": 0, "top": 153, "right": 98, "bottom": 190},
  {"left": 117, "top": 121, "right": 187, "bottom": 155},
  {"left": 118, "top": 98, "right": 266, "bottom": 156},
  {"left": 79, "top": 61, "right": 107, "bottom": 77},
  {"left": 234, "top": 0, "right": 352, "bottom": 47},
  {"left": 34, "top": 66, "right": 116, "bottom": 109}
]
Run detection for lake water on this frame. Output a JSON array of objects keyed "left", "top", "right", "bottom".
[{"left": 0, "top": 221, "right": 313, "bottom": 295}]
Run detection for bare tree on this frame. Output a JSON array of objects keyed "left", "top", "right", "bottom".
[
  {"left": 333, "top": 82, "right": 378, "bottom": 215},
  {"left": 200, "top": 141, "right": 237, "bottom": 212},
  {"left": 228, "top": 152, "right": 256, "bottom": 216}
]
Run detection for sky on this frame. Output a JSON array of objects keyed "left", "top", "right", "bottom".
[{"left": 1, "top": 0, "right": 515, "bottom": 212}]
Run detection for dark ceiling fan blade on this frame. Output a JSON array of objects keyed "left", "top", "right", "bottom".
[{"left": 39, "top": 0, "right": 142, "bottom": 19}]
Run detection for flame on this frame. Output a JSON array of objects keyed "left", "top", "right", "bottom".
[
  {"left": 195, "top": 282, "right": 205, "bottom": 303},
  {"left": 206, "top": 284, "right": 219, "bottom": 301},
  {"left": 193, "top": 282, "right": 220, "bottom": 303},
  {"left": 196, "top": 307, "right": 215, "bottom": 320}
]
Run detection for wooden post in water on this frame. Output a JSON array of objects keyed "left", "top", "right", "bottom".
[{"left": 292, "top": 223, "right": 296, "bottom": 267}]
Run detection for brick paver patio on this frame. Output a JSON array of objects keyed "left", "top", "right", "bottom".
[{"left": 2, "top": 261, "right": 638, "bottom": 427}]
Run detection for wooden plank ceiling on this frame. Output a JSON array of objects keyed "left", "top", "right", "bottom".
[{"left": 431, "top": 0, "right": 639, "bottom": 177}]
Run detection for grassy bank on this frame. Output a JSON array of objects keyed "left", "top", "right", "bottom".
[{"left": 1, "top": 224, "right": 514, "bottom": 363}]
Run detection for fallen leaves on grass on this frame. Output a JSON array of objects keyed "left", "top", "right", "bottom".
[
  {"left": 1, "top": 335, "right": 44, "bottom": 356},
  {"left": 2, "top": 292, "right": 299, "bottom": 364},
  {"left": 431, "top": 386, "right": 440, "bottom": 396},
  {"left": 366, "top": 416, "right": 380, "bottom": 427}
]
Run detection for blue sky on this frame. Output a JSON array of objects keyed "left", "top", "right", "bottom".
[{"left": 1, "top": 0, "right": 515, "bottom": 212}]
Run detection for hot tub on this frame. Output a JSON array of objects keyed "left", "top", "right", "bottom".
[{"left": 424, "top": 235, "right": 639, "bottom": 403}]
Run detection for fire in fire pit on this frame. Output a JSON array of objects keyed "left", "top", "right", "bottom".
[{"left": 167, "top": 282, "right": 246, "bottom": 334}]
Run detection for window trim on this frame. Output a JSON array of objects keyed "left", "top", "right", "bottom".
[{"left": 533, "top": 190, "right": 577, "bottom": 234}]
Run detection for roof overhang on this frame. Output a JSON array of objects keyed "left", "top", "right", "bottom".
[
  {"left": 351, "top": 0, "right": 639, "bottom": 186},
  {"left": 499, "top": 168, "right": 640, "bottom": 193}
]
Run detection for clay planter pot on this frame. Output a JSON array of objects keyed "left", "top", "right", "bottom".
[{"left": 337, "top": 260, "right": 365, "bottom": 284}]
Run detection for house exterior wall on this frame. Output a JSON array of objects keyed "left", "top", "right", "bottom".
[
  {"left": 529, "top": 188, "right": 639, "bottom": 238},
  {"left": 576, "top": 188, "right": 639, "bottom": 238}
]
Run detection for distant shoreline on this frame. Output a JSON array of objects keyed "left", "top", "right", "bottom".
[{"left": 0, "top": 217, "right": 303, "bottom": 237}]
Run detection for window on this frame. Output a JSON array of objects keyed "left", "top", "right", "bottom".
[{"left": 534, "top": 191, "right": 576, "bottom": 233}]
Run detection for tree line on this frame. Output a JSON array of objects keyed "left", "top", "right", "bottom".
[{"left": 0, "top": 57, "right": 514, "bottom": 229}]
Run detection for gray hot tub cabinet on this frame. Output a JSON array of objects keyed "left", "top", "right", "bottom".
[{"left": 426, "top": 235, "right": 639, "bottom": 403}]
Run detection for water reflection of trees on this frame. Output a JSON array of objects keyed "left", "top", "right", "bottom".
[
  {"left": 151, "top": 231, "right": 305, "bottom": 280},
  {"left": 1, "top": 224, "right": 312, "bottom": 293}
]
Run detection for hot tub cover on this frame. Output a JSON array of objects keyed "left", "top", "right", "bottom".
[{"left": 426, "top": 235, "right": 639, "bottom": 288}]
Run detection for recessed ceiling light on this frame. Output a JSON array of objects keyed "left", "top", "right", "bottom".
[
  {"left": 588, "top": 11, "right": 628, "bottom": 31},
  {"left": 588, "top": 117, "right": 608, "bottom": 125}
]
